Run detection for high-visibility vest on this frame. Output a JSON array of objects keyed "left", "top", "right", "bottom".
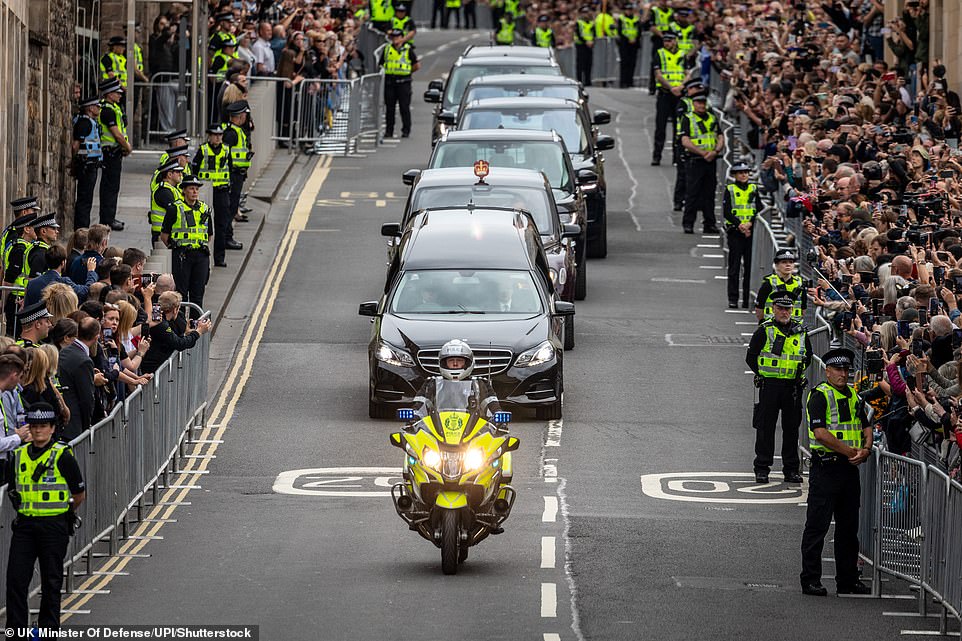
[
  {"left": 575, "top": 20, "right": 595, "bottom": 45},
  {"left": 170, "top": 201, "right": 211, "bottom": 249},
  {"left": 134, "top": 43, "right": 144, "bottom": 73},
  {"left": 150, "top": 182, "right": 183, "bottom": 234},
  {"left": 208, "top": 30, "right": 234, "bottom": 51},
  {"left": 675, "top": 96, "right": 693, "bottom": 136},
  {"left": 24, "top": 240, "right": 50, "bottom": 279},
  {"left": 393, "top": 15, "right": 413, "bottom": 39},
  {"left": 657, "top": 47, "right": 686, "bottom": 87},
  {"left": 446, "top": 0, "right": 461, "bottom": 9},
  {"left": 1, "top": 230, "right": 18, "bottom": 270},
  {"left": 99, "top": 100, "right": 127, "bottom": 148},
  {"left": 383, "top": 44, "right": 414, "bottom": 76},
  {"left": 370, "top": 0, "right": 395, "bottom": 21},
  {"left": 496, "top": 18, "right": 516, "bottom": 44},
  {"left": 726, "top": 183, "right": 757, "bottom": 225},
  {"left": 756, "top": 320, "right": 807, "bottom": 379},
  {"left": 504, "top": 0, "right": 521, "bottom": 17},
  {"left": 11, "top": 239, "right": 33, "bottom": 293},
  {"left": 14, "top": 443, "right": 72, "bottom": 517},
  {"left": 595, "top": 13, "right": 616, "bottom": 38},
  {"left": 196, "top": 143, "right": 230, "bottom": 187},
  {"left": 686, "top": 110, "right": 717, "bottom": 151},
  {"left": 535, "top": 27, "right": 553, "bottom": 48},
  {"left": 619, "top": 15, "right": 640, "bottom": 41},
  {"left": 761, "top": 273, "right": 804, "bottom": 321},
  {"left": 807, "top": 383, "right": 864, "bottom": 454},
  {"left": 224, "top": 123, "right": 252, "bottom": 170},
  {"left": 210, "top": 50, "right": 237, "bottom": 82},
  {"left": 73, "top": 114, "right": 103, "bottom": 162},
  {"left": 651, "top": 5, "right": 673, "bottom": 31},
  {"left": 672, "top": 23, "right": 695, "bottom": 55},
  {"left": 100, "top": 51, "right": 127, "bottom": 87}
]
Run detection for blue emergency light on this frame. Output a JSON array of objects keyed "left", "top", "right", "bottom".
[
  {"left": 397, "top": 408, "right": 416, "bottom": 421},
  {"left": 493, "top": 411, "right": 512, "bottom": 424}
]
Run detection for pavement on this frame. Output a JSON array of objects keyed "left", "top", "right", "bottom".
[{"left": 47, "top": 30, "right": 954, "bottom": 640}]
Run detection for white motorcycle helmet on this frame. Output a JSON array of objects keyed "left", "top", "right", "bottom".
[{"left": 438, "top": 339, "right": 475, "bottom": 381}]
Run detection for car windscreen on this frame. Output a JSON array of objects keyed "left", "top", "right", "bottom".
[
  {"left": 444, "top": 65, "right": 561, "bottom": 109},
  {"left": 459, "top": 108, "right": 588, "bottom": 155},
  {"left": 411, "top": 186, "right": 554, "bottom": 236},
  {"left": 462, "top": 85, "right": 579, "bottom": 105},
  {"left": 430, "top": 141, "right": 571, "bottom": 192},
  {"left": 391, "top": 270, "right": 543, "bottom": 315}
]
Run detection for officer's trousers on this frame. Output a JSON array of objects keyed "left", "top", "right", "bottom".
[
  {"left": 752, "top": 379, "right": 802, "bottom": 476},
  {"left": 385, "top": 79, "right": 413, "bottom": 137},
  {"left": 618, "top": 42, "right": 639, "bottom": 88},
  {"left": 431, "top": 0, "right": 445, "bottom": 28},
  {"left": 212, "top": 187, "right": 231, "bottom": 264},
  {"left": 682, "top": 158, "right": 717, "bottom": 230},
  {"left": 726, "top": 228, "right": 752, "bottom": 306},
  {"left": 463, "top": 1, "right": 477, "bottom": 28},
  {"left": 673, "top": 148, "right": 686, "bottom": 208},
  {"left": 6, "top": 516, "right": 69, "bottom": 631},
  {"left": 575, "top": 45, "right": 593, "bottom": 87},
  {"left": 3, "top": 294, "right": 20, "bottom": 338},
  {"left": 74, "top": 163, "right": 99, "bottom": 230},
  {"left": 800, "top": 460, "right": 861, "bottom": 586},
  {"left": 172, "top": 248, "right": 210, "bottom": 314},
  {"left": 444, "top": 5, "right": 461, "bottom": 28},
  {"left": 229, "top": 172, "right": 246, "bottom": 240},
  {"left": 647, "top": 35, "right": 663, "bottom": 95},
  {"left": 653, "top": 91, "right": 678, "bottom": 161},
  {"left": 99, "top": 149, "right": 123, "bottom": 225}
]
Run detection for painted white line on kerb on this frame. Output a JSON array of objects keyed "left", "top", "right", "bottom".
[
  {"left": 699, "top": 265, "right": 724, "bottom": 269},
  {"left": 541, "top": 536, "right": 556, "bottom": 568},
  {"left": 541, "top": 582, "right": 558, "bottom": 617},
  {"left": 702, "top": 254, "right": 724, "bottom": 258},
  {"left": 543, "top": 496, "right": 559, "bottom": 522},
  {"left": 543, "top": 635, "right": 562, "bottom": 641},
  {"left": 714, "top": 275, "right": 728, "bottom": 280}
]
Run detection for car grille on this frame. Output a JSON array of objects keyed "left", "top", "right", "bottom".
[{"left": 418, "top": 348, "right": 514, "bottom": 376}]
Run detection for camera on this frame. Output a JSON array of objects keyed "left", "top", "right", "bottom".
[
  {"left": 805, "top": 247, "right": 819, "bottom": 265},
  {"left": 151, "top": 305, "right": 162, "bottom": 322},
  {"left": 140, "top": 272, "right": 156, "bottom": 286}
]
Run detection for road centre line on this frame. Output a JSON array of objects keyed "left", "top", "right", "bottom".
[
  {"left": 60, "top": 155, "right": 334, "bottom": 619},
  {"left": 542, "top": 496, "right": 558, "bottom": 522},
  {"left": 702, "top": 254, "right": 724, "bottom": 258},
  {"left": 545, "top": 419, "right": 563, "bottom": 446},
  {"left": 541, "top": 582, "right": 557, "bottom": 617},
  {"left": 543, "top": 635, "right": 562, "bottom": 641},
  {"left": 541, "top": 537, "right": 556, "bottom": 569}
]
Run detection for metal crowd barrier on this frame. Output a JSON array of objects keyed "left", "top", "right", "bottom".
[
  {"left": 555, "top": 34, "right": 652, "bottom": 87},
  {"left": 0, "top": 312, "right": 211, "bottom": 613}
]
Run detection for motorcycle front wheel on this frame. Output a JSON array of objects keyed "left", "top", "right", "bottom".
[{"left": 441, "top": 510, "right": 460, "bottom": 575}]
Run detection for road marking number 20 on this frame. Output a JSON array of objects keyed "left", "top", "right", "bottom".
[
  {"left": 273, "top": 467, "right": 403, "bottom": 497},
  {"left": 640, "top": 472, "right": 807, "bottom": 504}
]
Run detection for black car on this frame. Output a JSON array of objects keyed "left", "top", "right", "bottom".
[
  {"left": 428, "top": 129, "right": 592, "bottom": 300},
  {"left": 457, "top": 74, "right": 599, "bottom": 127},
  {"left": 457, "top": 96, "right": 614, "bottom": 258},
  {"left": 359, "top": 208, "right": 574, "bottom": 420},
  {"left": 423, "top": 56, "right": 562, "bottom": 146},
  {"left": 388, "top": 166, "right": 581, "bottom": 348}
]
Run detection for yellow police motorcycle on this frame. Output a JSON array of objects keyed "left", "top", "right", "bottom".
[{"left": 389, "top": 398, "right": 519, "bottom": 575}]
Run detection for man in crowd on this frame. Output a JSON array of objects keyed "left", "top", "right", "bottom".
[
  {"left": 25, "top": 245, "right": 98, "bottom": 307},
  {"left": 15, "top": 302, "right": 53, "bottom": 349},
  {"left": 141, "top": 291, "right": 212, "bottom": 375},
  {"left": 59, "top": 317, "right": 101, "bottom": 441}
]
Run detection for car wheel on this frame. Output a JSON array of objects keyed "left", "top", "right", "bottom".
[
  {"left": 574, "top": 256, "right": 587, "bottom": 301},
  {"left": 369, "top": 399, "right": 393, "bottom": 419},
  {"left": 587, "top": 201, "right": 608, "bottom": 259},
  {"left": 536, "top": 399, "right": 563, "bottom": 420},
  {"left": 563, "top": 314, "right": 575, "bottom": 351}
]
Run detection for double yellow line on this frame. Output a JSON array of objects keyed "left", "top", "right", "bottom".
[{"left": 61, "top": 155, "right": 333, "bottom": 619}]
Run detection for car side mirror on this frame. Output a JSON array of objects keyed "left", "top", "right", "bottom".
[
  {"left": 424, "top": 89, "right": 442, "bottom": 103},
  {"left": 554, "top": 301, "right": 575, "bottom": 316},
  {"left": 576, "top": 168, "right": 598, "bottom": 184},
  {"left": 402, "top": 168, "right": 421, "bottom": 185},
  {"left": 592, "top": 110, "right": 611, "bottom": 125},
  {"left": 358, "top": 301, "right": 379, "bottom": 317},
  {"left": 438, "top": 111, "right": 456, "bottom": 126},
  {"left": 428, "top": 79, "right": 444, "bottom": 91},
  {"left": 390, "top": 432, "right": 404, "bottom": 448},
  {"left": 381, "top": 222, "right": 401, "bottom": 237},
  {"left": 502, "top": 436, "right": 520, "bottom": 452},
  {"left": 561, "top": 223, "right": 581, "bottom": 239},
  {"left": 595, "top": 135, "right": 615, "bottom": 151}
]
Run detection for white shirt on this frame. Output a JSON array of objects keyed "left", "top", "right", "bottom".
[{"left": 252, "top": 37, "right": 276, "bottom": 75}]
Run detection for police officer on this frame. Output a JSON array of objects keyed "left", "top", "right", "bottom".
[
  {"left": 594, "top": 3, "right": 617, "bottom": 39},
  {"left": 617, "top": 4, "right": 641, "bottom": 88},
  {"left": 671, "top": 79, "right": 705, "bottom": 211},
  {"left": 3, "top": 214, "right": 37, "bottom": 338},
  {"left": 210, "top": 36, "right": 239, "bottom": 83},
  {"left": 150, "top": 161, "right": 184, "bottom": 245},
  {"left": 379, "top": 30, "right": 419, "bottom": 139},
  {"left": 495, "top": 14, "right": 516, "bottom": 45},
  {"left": 25, "top": 214, "right": 61, "bottom": 279},
  {"left": 15, "top": 302, "right": 53, "bottom": 349},
  {"left": 370, "top": 0, "right": 395, "bottom": 32},
  {"left": 755, "top": 248, "right": 805, "bottom": 322},
  {"left": 679, "top": 93, "right": 723, "bottom": 234},
  {"left": 208, "top": 12, "right": 236, "bottom": 50},
  {"left": 222, "top": 101, "right": 251, "bottom": 252},
  {"left": 151, "top": 144, "right": 191, "bottom": 189},
  {"left": 724, "top": 162, "right": 762, "bottom": 309},
  {"left": 445, "top": 0, "right": 462, "bottom": 29},
  {"left": 651, "top": 31, "right": 685, "bottom": 166},
  {"left": 431, "top": 0, "right": 446, "bottom": 29},
  {"left": 532, "top": 15, "right": 555, "bottom": 47},
  {"left": 158, "top": 130, "right": 189, "bottom": 166},
  {"left": 393, "top": 4, "right": 417, "bottom": 45},
  {"left": 801, "top": 348, "right": 873, "bottom": 597},
  {"left": 71, "top": 95, "right": 102, "bottom": 230},
  {"left": 98, "top": 78, "right": 131, "bottom": 232},
  {"left": 574, "top": 6, "right": 596, "bottom": 87},
  {"left": 489, "top": 0, "right": 505, "bottom": 29},
  {"left": 2, "top": 200, "right": 38, "bottom": 274},
  {"left": 5, "top": 402, "right": 85, "bottom": 631},
  {"left": 669, "top": 7, "right": 697, "bottom": 59},
  {"left": 99, "top": 35, "right": 128, "bottom": 89},
  {"left": 192, "top": 125, "right": 233, "bottom": 268},
  {"left": 746, "top": 296, "right": 811, "bottom": 485},
  {"left": 644, "top": 0, "right": 673, "bottom": 94},
  {"left": 160, "top": 176, "right": 211, "bottom": 311}
]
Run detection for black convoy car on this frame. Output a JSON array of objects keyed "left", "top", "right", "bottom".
[{"left": 360, "top": 208, "right": 574, "bottom": 421}]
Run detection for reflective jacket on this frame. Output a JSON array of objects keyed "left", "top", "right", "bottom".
[
  {"left": 383, "top": 44, "right": 414, "bottom": 76},
  {"left": 761, "top": 274, "right": 804, "bottom": 321},
  {"left": 807, "top": 383, "right": 864, "bottom": 453},
  {"left": 170, "top": 201, "right": 211, "bottom": 249},
  {"left": 14, "top": 443, "right": 71, "bottom": 517},
  {"left": 99, "top": 100, "right": 127, "bottom": 148},
  {"left": 756, "top": 320, "right": 807, "bottom": 379},
  {"left": 726, "top": 183, "right": 758, "bottom": 225},
  {"left": 73, "top": 114, "right": 103, "bottom": 162}
]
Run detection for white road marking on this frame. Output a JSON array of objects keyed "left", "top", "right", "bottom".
[
  {"left": 543, "top": 458, "right": 558, "bottom": 482},
  {"left": 702, "top": 254, "right": 724, "bottom": 258},
  {"left": 614, "top": 115, "right": 642, "bottom": 231},
  {"left": 543, "top": 496, "right": 559, "bottom": 522},
  {"left": 724, "top": 309, "right": 751, "bottom": 314},
  {"left": 714, "top": 275, "right": 728, "bottom": 280},
  {"left": 641, "top": 472, "right": 807, "bottom": 504},
  {"left": 541, "top": 536, "right": 556, "bottom": 568},
  {"left": 735, "top": 321, "right": 756, "bottom": 325},
  {"left": 545, "top": 420, "right": 563, "bottom": 446},
  {"left": 696, "top": 244, "right": 716, "bottom": 248},
  {"left": 541, "top": 582, "right": 557, "bottom": 617},
  {"left": 741, "top": 332, "right": 753, "bottom": 337},
  {"left": 699, "top": 265, "right": 724, "bottom": 269},
  {"left": 273, "top": 467, "right": 402, "bottom": 497},
  {"left": 651, "top": 277, "right": 706, "bottom": 284},
  {"left": 543, "top": 635, "right": 562, "bottom": 641}
]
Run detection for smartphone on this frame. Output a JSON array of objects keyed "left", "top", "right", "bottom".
[
  {"left": 839, "top": 311, "right": 854, "bottom": 331},
  {"left": 872, "top": 298, "right": 883, "bottom": 315},
  {"left": 938, "top": 251, "right": 950, "bottom": 261},
  {"left": 935, "top": 266, "right": 946, "bottom": 285},
  {"left": 946, "top": 278, "right": 957, "bottom": 293},
  {"left": 930, "top": 297, "right": 940, "bottom": 316},
  {"left": 912, "top": 340, "right": 926, "bottom": 358},
  {"left": 871, "top": 331, "right": 882, "bottom": 349},
  {"left": 882, "top": 71, "right": 897, "bottom": 82},
  {"left": 953, "top": 328, "right": 962, "bottom": 349},
  {"left": 839, "top": 273, "right": 853, "bottom": 285},
  {"left": 918, "top": 309, "right": 929, "bottom": 325},
  {"left": 860, "top": 313, "right": 875, "bottom": 328},
  {"left": 897, "top": 319, "right": 912, "bottom": 338},
  {"left": 151, "top": 305, "right": 162, "bottom": 322}
]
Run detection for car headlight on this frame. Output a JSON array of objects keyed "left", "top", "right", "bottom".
[
  {"left": 549, "top": 268, "right": 557, "bottom": 284},
  {"left": 579, "top": 181, "right": 598, "bottom": 193},
  {"left": 421, "top": 447, "right": 441, "bottom": 470},
  {"left": 558, "top": 267, "right": 567, "bottom": 285},
  {"left": 463, "top": 447, "right": 485, "bottom": 471},
  {"left": 375, "top": 341, "right": 415, "bottom": 367},
  {"left": 515, "top": 340, "right": 555, "bottom": 368}
]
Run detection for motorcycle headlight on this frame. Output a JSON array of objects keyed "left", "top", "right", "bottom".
[
  {"left": 515, "top": 340, "right": 555, "bottom": 368},
  {"left": 421, "top": 447, "right": 441, "bottom": 470},
  {"left": 463, "top": 447, "right": 485, "bottom": 471},
  {"left": 375, "top": 341, "right": 415, "bottom": 367}
]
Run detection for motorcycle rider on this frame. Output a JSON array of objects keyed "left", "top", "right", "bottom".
[{"left": 411, "top": 339, "right": 503, "bottom": 425}]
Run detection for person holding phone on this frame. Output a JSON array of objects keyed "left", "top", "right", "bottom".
[{"left": 139, "top": 291, "right": 211, "bottom": 375}]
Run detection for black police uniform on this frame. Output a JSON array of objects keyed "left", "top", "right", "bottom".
[
  {"left": 161, "top": 196, "right": 212, "bottom": 312},
  {"left": 678, "top": 101, "right": 722, "bottom": 233},
  {"left": 191, "top": 140, "right": 233, "bottom": 266},
  {"left": 574, "top": 16, "right": 595, "bottom": 87},
  {"left": 617, "top": 13, "right": 641, "bottom": 88},
  {"left": 651, "top": 40, "right": 686, "bottom": 165},
  {"left": 72, "top": 106, "right": 101, "bottom": 230},
  {"left": 379, "top": 40, "right": 418, "bottom": 138},
  {"left": 722, "top": 176, "right": 763, "bottom": 308},
  {"left": 746, "top": 311, "right": 812, "bottom": 482},
  {"left": 98, "top": 96, "right": 126, "bottom": 230},
  {"left": 5, "top": 435, "right": 84, "bottom": 630},
  {"left": 671, "top": 91, "right": 694, "bottom": 209}
]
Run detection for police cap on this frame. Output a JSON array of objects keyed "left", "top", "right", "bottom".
[
  {"left": 661, "top": 31, "right": 677, "bottom": 40},
  {"left": 624, "top": 3, "right": 637, "bottom": 8},
  {"left": 388, "top": 28, "right": 405, "bottom": 37},
  {"left": 822, "top": 347, "right": 856, "bottom": 370},
  {"left": 17, "top": 301, "right": 53, "bottom": 324},
  {"left": 206, "top": 124, "right": 225, "bottom": 135},
  {"left": 579, "top": 5, "right": 592, "bottom": 13},
  {"left": 99, "top": 79, "right": 123, "bottom": 96},
  {"left": 772, "top": 295, "right": 794, "bottom": 309},
  {"left": 683, "top": 78, "right": 704, "bottom": 90},
  {"left": 396, "top": 3, "right": 409, "bottom": 10},
  {"left": 79, "top": 95, "right": 100, "bottom": 108},
  {"left": 165, "top": 144, "right": 189, "bottom": 158},
  {"left": 181, "top": 176, "right": 203, "bottom": 189},
  {"left": 773, "top": 248, "right": 797, "bottom": 262},
  {"left": 31, "top": 214, "right": 60, "bottom": 230},
  {"left": 10, "top": 197, "right": 39, "bottom": 213},
  {"left": 24, "top": 402, "right": 56, "bottom": 425},
  {"left": 10, "top": 213, "right": 37, "bottom": 229},
  {"left": 538, "top": 14, "right": 550, "bottom": 22},
  {"left": 691, "top": 94, "right": 708, "bottom": 102},
  {"left": 108, "top": 36, "right": 127, "bottom": 46},
  {"left": 731, "top": 162, "right": 752, "bottom": 173},
  {"left": 159, "top": 159, "right": 183, "bottom": 174},
  {"left": 225, "top": 100, "right": 251, "bottom": 115},
  {"left": 215, "top": 12, "right": 235, "bottom": 23},
  {"left": 165, "top": 129, "right": 188, "bottom": 143}
]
